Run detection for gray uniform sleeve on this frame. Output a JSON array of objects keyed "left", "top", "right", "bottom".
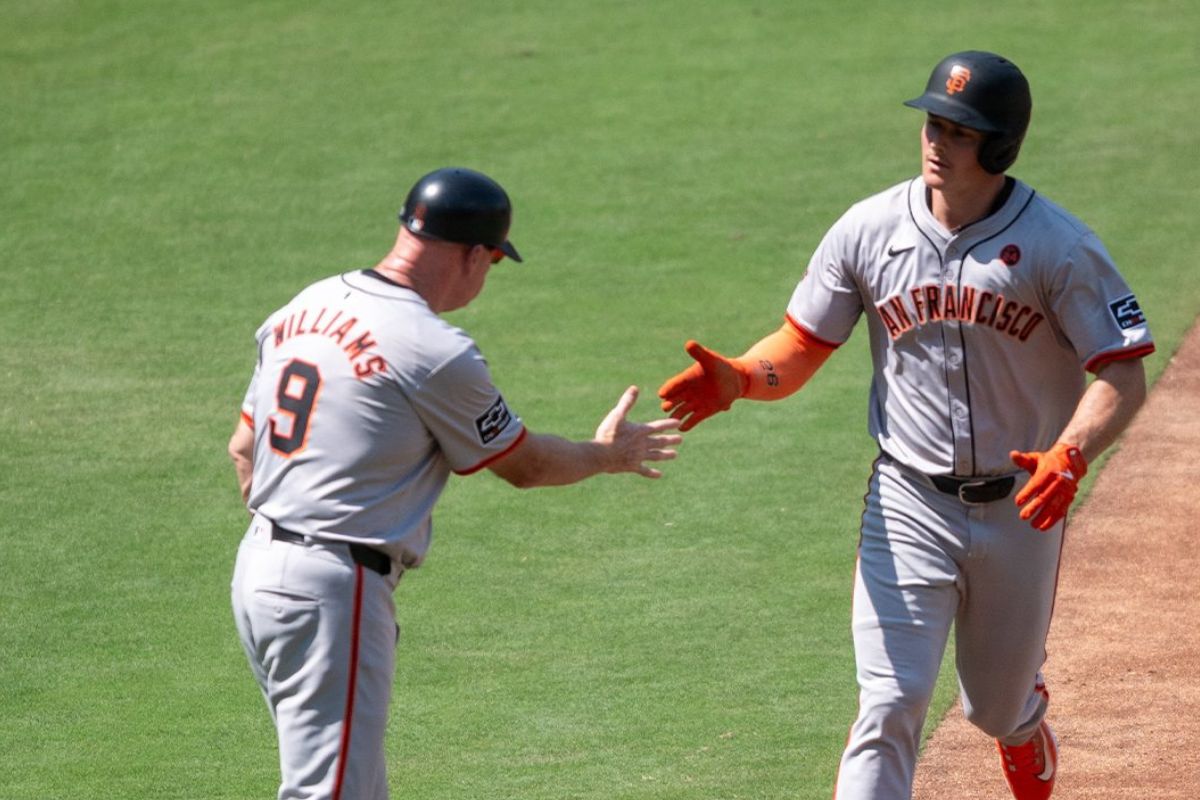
[
  {"left": 240, "top": 319, "right": 275, "bottom": 421},
  {"left": 239, "top": 316, "right": 280, "bottom": 422},
  {"left": 786, "top": 215, "right": 865, "bottom": 344},
  {"left": 240, "top": 365, "right": 259, "bottom": 421},
  {"left": 408, "top": 347, "right": 526, "bottom": 474},
  {"left": 1046, "top": 233, "right": 1155, "bottom": 371}
]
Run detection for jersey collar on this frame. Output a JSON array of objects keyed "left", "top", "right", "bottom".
[{"left": 909, "top": 177, "right": 1033, "bottom": 244}]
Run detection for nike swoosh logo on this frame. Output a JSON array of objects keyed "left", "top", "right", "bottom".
[
  {"left": 1038, "top": 727, "right": 1057, "bottom": 781},
  {"left": 887, "top": 244, "right": 914, "bottom": 257}
]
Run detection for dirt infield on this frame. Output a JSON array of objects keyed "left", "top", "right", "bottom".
[{"left": 911, "top": 320, "right": 1200, "bottom": 799}]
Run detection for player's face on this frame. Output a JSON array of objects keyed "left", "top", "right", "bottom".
[{"left": 921, "top": 114, "right": 990, "bottom": 189}]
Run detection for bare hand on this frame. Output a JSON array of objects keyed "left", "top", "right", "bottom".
[{"left": 595, "top": 386, "right": 683, "bottom": 478}]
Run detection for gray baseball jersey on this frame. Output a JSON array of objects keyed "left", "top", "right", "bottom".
[
  {"left": 239, "top": 269, "right": 526, "bottom": 568},
  {"left": 787, "top": 177, "right": 1155, "bottom": 477},
  {"left": 788, "top": 176, "right": 1156, "bottom": 798}
]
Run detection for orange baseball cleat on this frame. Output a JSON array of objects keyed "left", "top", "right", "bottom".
[{"left": 996, "top": 720, "right": 1057, "bottom": 800}]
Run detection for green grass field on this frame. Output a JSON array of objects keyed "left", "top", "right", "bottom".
[{"left": 3, "top": 1, "right": 1197, "bottom": 798}]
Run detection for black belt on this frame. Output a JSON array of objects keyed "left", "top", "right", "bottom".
[
  {"left": 270, "top": 523, "right": 392, "bottom": 576},
  {"left": 927, "top": 473, "right": 1016, "bottom": 505},
  {"left": 881, "top": 452, "right": 1015, "bottom": 505}
]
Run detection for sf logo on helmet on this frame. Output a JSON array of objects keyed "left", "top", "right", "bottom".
[{"left": 945, "top": 65, "right": 971, "bottom": 95}]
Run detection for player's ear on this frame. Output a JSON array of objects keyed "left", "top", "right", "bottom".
[{"left": 463, "top": 243, "right": 491, "bottom": 271}]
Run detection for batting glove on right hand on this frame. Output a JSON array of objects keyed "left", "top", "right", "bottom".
[
  {"left": 657, "top": 340, "right": 749, "bottom": 432},
  {"left": 1010, "top": 443, "right": 1088, "bottom": 531}
]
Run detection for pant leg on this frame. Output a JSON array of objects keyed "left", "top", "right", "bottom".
[
  {"left": 955, "top": 491, "right": 1063, "bottom": 744},
  {"left": 835, "top": 462, "right": 964, "bottom": 799},
  {"left": 342, "top": 568, "right": 397, "bottom": 800},
  {"left": 232, "top": 529, "right": 274, "bottom": 721},
  {"left": 231, "top": 520, "right": 397, "bottom": 800}
]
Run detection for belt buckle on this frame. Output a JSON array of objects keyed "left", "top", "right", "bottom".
[{"left": 957, "top": 480, "right": 989, "bottom": 506}]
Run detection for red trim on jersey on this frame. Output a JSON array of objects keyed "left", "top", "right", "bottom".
[
  {"left": 332, "top": 564, "right": 365, "bottom": 800},
  {"left": 240, "top": 410, "right": 254, "bottom": 428},
  {"left": 785, "top": 313, "right": 843, "bottom": 350},
  {"left": 1084, "top": 342, "right": 1156, "bottom": 373},
  {"left": 454, "top": 426, "right": 529, "bottom": 476}
]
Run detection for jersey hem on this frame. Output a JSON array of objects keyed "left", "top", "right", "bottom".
[
  {"left": 1085, "top": 343, "right": 1156, "bottom": 373},
  {"left": 785, "top": 313, "right": 843, "bottom": 349},
  {"left": 453, "top": 427, "right": 529, "bottom": 476}
]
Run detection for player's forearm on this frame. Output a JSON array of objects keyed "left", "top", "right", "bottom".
[
  {"left": 735, "top": 321, "right": 836, "bottom": 401},
  {"left": 1055, "top": 358, "right": 1146, "bottom": 462}
]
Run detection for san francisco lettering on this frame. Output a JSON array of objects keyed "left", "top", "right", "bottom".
[
  {"left": 875, "top": 283, "right": 1044, "bottom": 342},
  {"left": 273, "top": 307, "right": 387, "bottom": 379}
]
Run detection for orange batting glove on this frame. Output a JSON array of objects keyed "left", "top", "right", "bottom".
[
  {"left": 1010, "top": 443, "right": 1088, "bottom": 531},
  {"left": 657, "top": 340, "right": 750, "bottom": 432}
]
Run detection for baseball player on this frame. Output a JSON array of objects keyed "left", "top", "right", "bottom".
[
  {"left": 228, "top": 167, "right": 682, "bottom": 800},
  {"left": 658, "top": 52, "right": 1154, "bottom": 799}
]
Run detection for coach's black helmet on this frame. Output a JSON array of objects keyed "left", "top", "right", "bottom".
[
  {"left": 399, "top": 167, "right": 522, "bottom": 262},
  {"left": 904, "top": 51, "right": 1032, "bottom": 174}
]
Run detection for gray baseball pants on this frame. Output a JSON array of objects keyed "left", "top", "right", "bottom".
[
  {"left": 834, "top": 457, "right": 1060, "bottom": 799},
  {"left": 232, "top": 516, "right": 399, "bottom": 800}
]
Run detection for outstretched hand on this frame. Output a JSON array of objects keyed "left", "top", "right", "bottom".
[
  {"left": 657, "top": 340, "right": 748, "bottom": 432},
  {"left": 595, "top": 386, "right": 683, "bottom": 478}
]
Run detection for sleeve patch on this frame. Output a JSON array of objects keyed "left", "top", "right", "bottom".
[
  {"left": 1108, "top": 294, "right": 1146, "bottom": 330},
  {"left": 475, "top": 396, "right": 513, "bottom": 444}
]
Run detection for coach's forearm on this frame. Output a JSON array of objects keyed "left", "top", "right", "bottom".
[
  {"left": 233, "top": 455, "right": 254, "bottom": 505},
  {"left": 489, "top": 432, "right": 612, "bottom": 489},
  {"left": 228, "top": 418, "right": 256, "bottom": 505}
]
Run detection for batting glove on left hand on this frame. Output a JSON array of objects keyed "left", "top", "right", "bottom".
[{"left": 1010, "top": 443, "right": 1088, "bottom": 531}]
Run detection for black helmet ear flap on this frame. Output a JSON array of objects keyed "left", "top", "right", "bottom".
[{"left": 978, "top": 133, "right": 1025, "bottom": 175}]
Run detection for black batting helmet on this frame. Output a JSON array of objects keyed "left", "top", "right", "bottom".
[
  {"left": 398, "top": 167, "right": 522, "bottom": 262},
  {"left": 904, "top": 51, "right": 1032, "bottom": 174}
]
